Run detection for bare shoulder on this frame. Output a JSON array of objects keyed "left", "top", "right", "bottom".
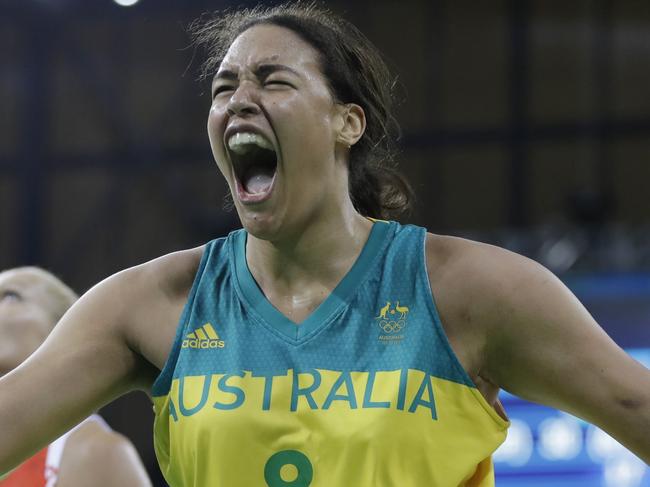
[
  {"left": 61, "top": 244, "right": 207, "bottom": 385},
  {"left": 423, "top": 233, "right": 553, "bottom": 383},
  {"left": 73, "top": 245, "right": 205, "bottom": 331},
  {"left": 144, "top": 245, "right": 205, "bottom": 294},
  {"left": 425, "top": 232, "right": 545, "bottom": 283},
  {"left": 106, "top": 245, "right": 205, "bottom": 302},
  {"left": 114, "top": 245, "right": 206, "bottom": 373},
  {"left": 425, "top": 232, "right": 551, "bottom": 317},
  {"left": 57, "top": 421, "right": 151, "bottom": 487}
]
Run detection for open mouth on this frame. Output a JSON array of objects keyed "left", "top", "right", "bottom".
[{"left": 227, "top": 132, "right": 278, "bottom": 202}]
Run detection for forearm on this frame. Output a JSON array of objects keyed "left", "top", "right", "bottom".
[
  {"left": 0, "top": 341, "right": 133, "bottom": 474},
  {"left": 594, "top": 383, "right": 650, "bottom": 464},
  {"left": 0, "top": 365, "right": 75, "bottom": 473}
]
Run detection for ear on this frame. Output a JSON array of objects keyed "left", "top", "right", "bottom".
[{"left": 336, "top": 103, "right": 366, "bottom": 148}]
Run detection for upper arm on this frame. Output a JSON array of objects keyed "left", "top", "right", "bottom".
[
  {"left": 58, "top": 423, "right": 152, "bottom": 487},
  {"left": 464, "top": 243, "right": 650, "bottom": 462},
  {"left": 0, "top": 268, "right": 152, "bottom": 474}
]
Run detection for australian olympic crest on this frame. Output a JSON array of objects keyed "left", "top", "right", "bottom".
[{"left": 376, "top": 301, "right": 409, "bottom": 338}]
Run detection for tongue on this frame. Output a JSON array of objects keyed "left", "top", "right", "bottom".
[{"left": 243, "top": 166, "right": 274, "bottom": 194}]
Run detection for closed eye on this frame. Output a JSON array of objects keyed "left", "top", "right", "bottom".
[
  {"left": 0, "top": 290, "right": 22, "bottom": 303},
  {"left": 265, "top": 80, "right": 293, "bottom": 88},
  {"left": 212, "top": 85, "right": 235, "bottom": 98}
]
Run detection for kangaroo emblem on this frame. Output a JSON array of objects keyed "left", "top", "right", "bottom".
[{"left": 377, "top": 301, "right": 391, "bottom": 320}]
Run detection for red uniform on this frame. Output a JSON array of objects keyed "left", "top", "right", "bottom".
[{"left": 0, "top": 415, "right": 107, "bottom": 487}]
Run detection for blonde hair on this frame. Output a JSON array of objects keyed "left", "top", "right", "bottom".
[{"left": 0, "top": 266, "right": 78, "bottom": 323}]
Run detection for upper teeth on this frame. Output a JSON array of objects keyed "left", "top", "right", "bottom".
[{"left": 227, "top": 132, "right": 273, "bottom": 154}]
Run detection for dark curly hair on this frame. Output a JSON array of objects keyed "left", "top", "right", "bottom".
[{"left": 190, "top": 1, "right": 414, "bottom": 220}]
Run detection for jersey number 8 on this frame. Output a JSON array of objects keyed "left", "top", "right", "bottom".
[{"left": 264, "top": 450, "right": 313, "bottom": 487}]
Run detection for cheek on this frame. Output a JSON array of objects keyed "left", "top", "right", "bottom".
[
  {"left": 207, "top": 105, "right": 229, "bottom": 172},
  {"left": 275, "top": 100, "right": 335, "bottom": 151},
  {"left": 207, "top": 105, "right": 224, "bottom": 144}
]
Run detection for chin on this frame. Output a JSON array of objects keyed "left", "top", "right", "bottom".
[{"left": 238, "top": 209, "right": 282, "bottom": 241}]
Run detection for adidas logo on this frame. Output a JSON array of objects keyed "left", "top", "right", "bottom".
[{"left": 182, "top": 323, "right": 225, "bottom": 349}]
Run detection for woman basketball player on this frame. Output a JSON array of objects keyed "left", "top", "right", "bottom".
[{"left": 1, "top": 3, "right": 648, "bottom": 486}]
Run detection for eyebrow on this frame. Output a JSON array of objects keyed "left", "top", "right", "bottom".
[
  {"left": 213, "top": 64, "right": 301, "bottom": 82},
  {"left": 256, "top": 64, "right": 300, "bottom": 78},
  {"left": 213, "top": 69, "right": 238, "bottom": 81}
]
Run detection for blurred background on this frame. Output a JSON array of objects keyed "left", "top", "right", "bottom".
[{"left": 1, "top": 0, "right": 649, "bottom": 485}]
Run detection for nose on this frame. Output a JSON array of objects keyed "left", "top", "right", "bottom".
[{"left": 226, "top": 83, "right": 261, "bottom": 117}]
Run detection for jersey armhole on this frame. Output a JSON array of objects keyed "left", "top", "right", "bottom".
[
  {"left": 419, "top": 231, "right": 509, "bottom": 430},
  {"left": 151, "top": 243, "right": 213, "bottom": 397}
]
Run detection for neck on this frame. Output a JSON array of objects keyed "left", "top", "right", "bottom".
[{"left": 246, "top": 204, "right": 373, "bottom": 296}]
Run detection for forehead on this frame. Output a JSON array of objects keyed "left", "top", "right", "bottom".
[
  {"left": 221, "top": 24, "right": 322, "bottom": 74},
  {"left": 0, "top": 270, "right": 49, "bottom": 297}
]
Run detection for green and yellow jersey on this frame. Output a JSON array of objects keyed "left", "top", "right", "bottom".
[{"left": 152, "top": 220, "right": 509, "bottom": 486}]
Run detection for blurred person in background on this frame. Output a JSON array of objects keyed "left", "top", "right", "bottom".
[
  {"left": 1, "top": 2, "right": 649, "bottom": 486},
  {"left": 0, "top": 267, "right": 151, "bottom": 487}
]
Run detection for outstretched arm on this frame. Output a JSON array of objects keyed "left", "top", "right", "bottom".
[
  {"left": 0, "top": 267, "right": 156, "bottom": 475},
  {"left": 461, "top": 241, "right": 650, "bottom": 463}
]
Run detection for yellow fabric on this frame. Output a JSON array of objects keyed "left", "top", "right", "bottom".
[{"left": 153, "top": 368, "right": 508, "bottom": 486}]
